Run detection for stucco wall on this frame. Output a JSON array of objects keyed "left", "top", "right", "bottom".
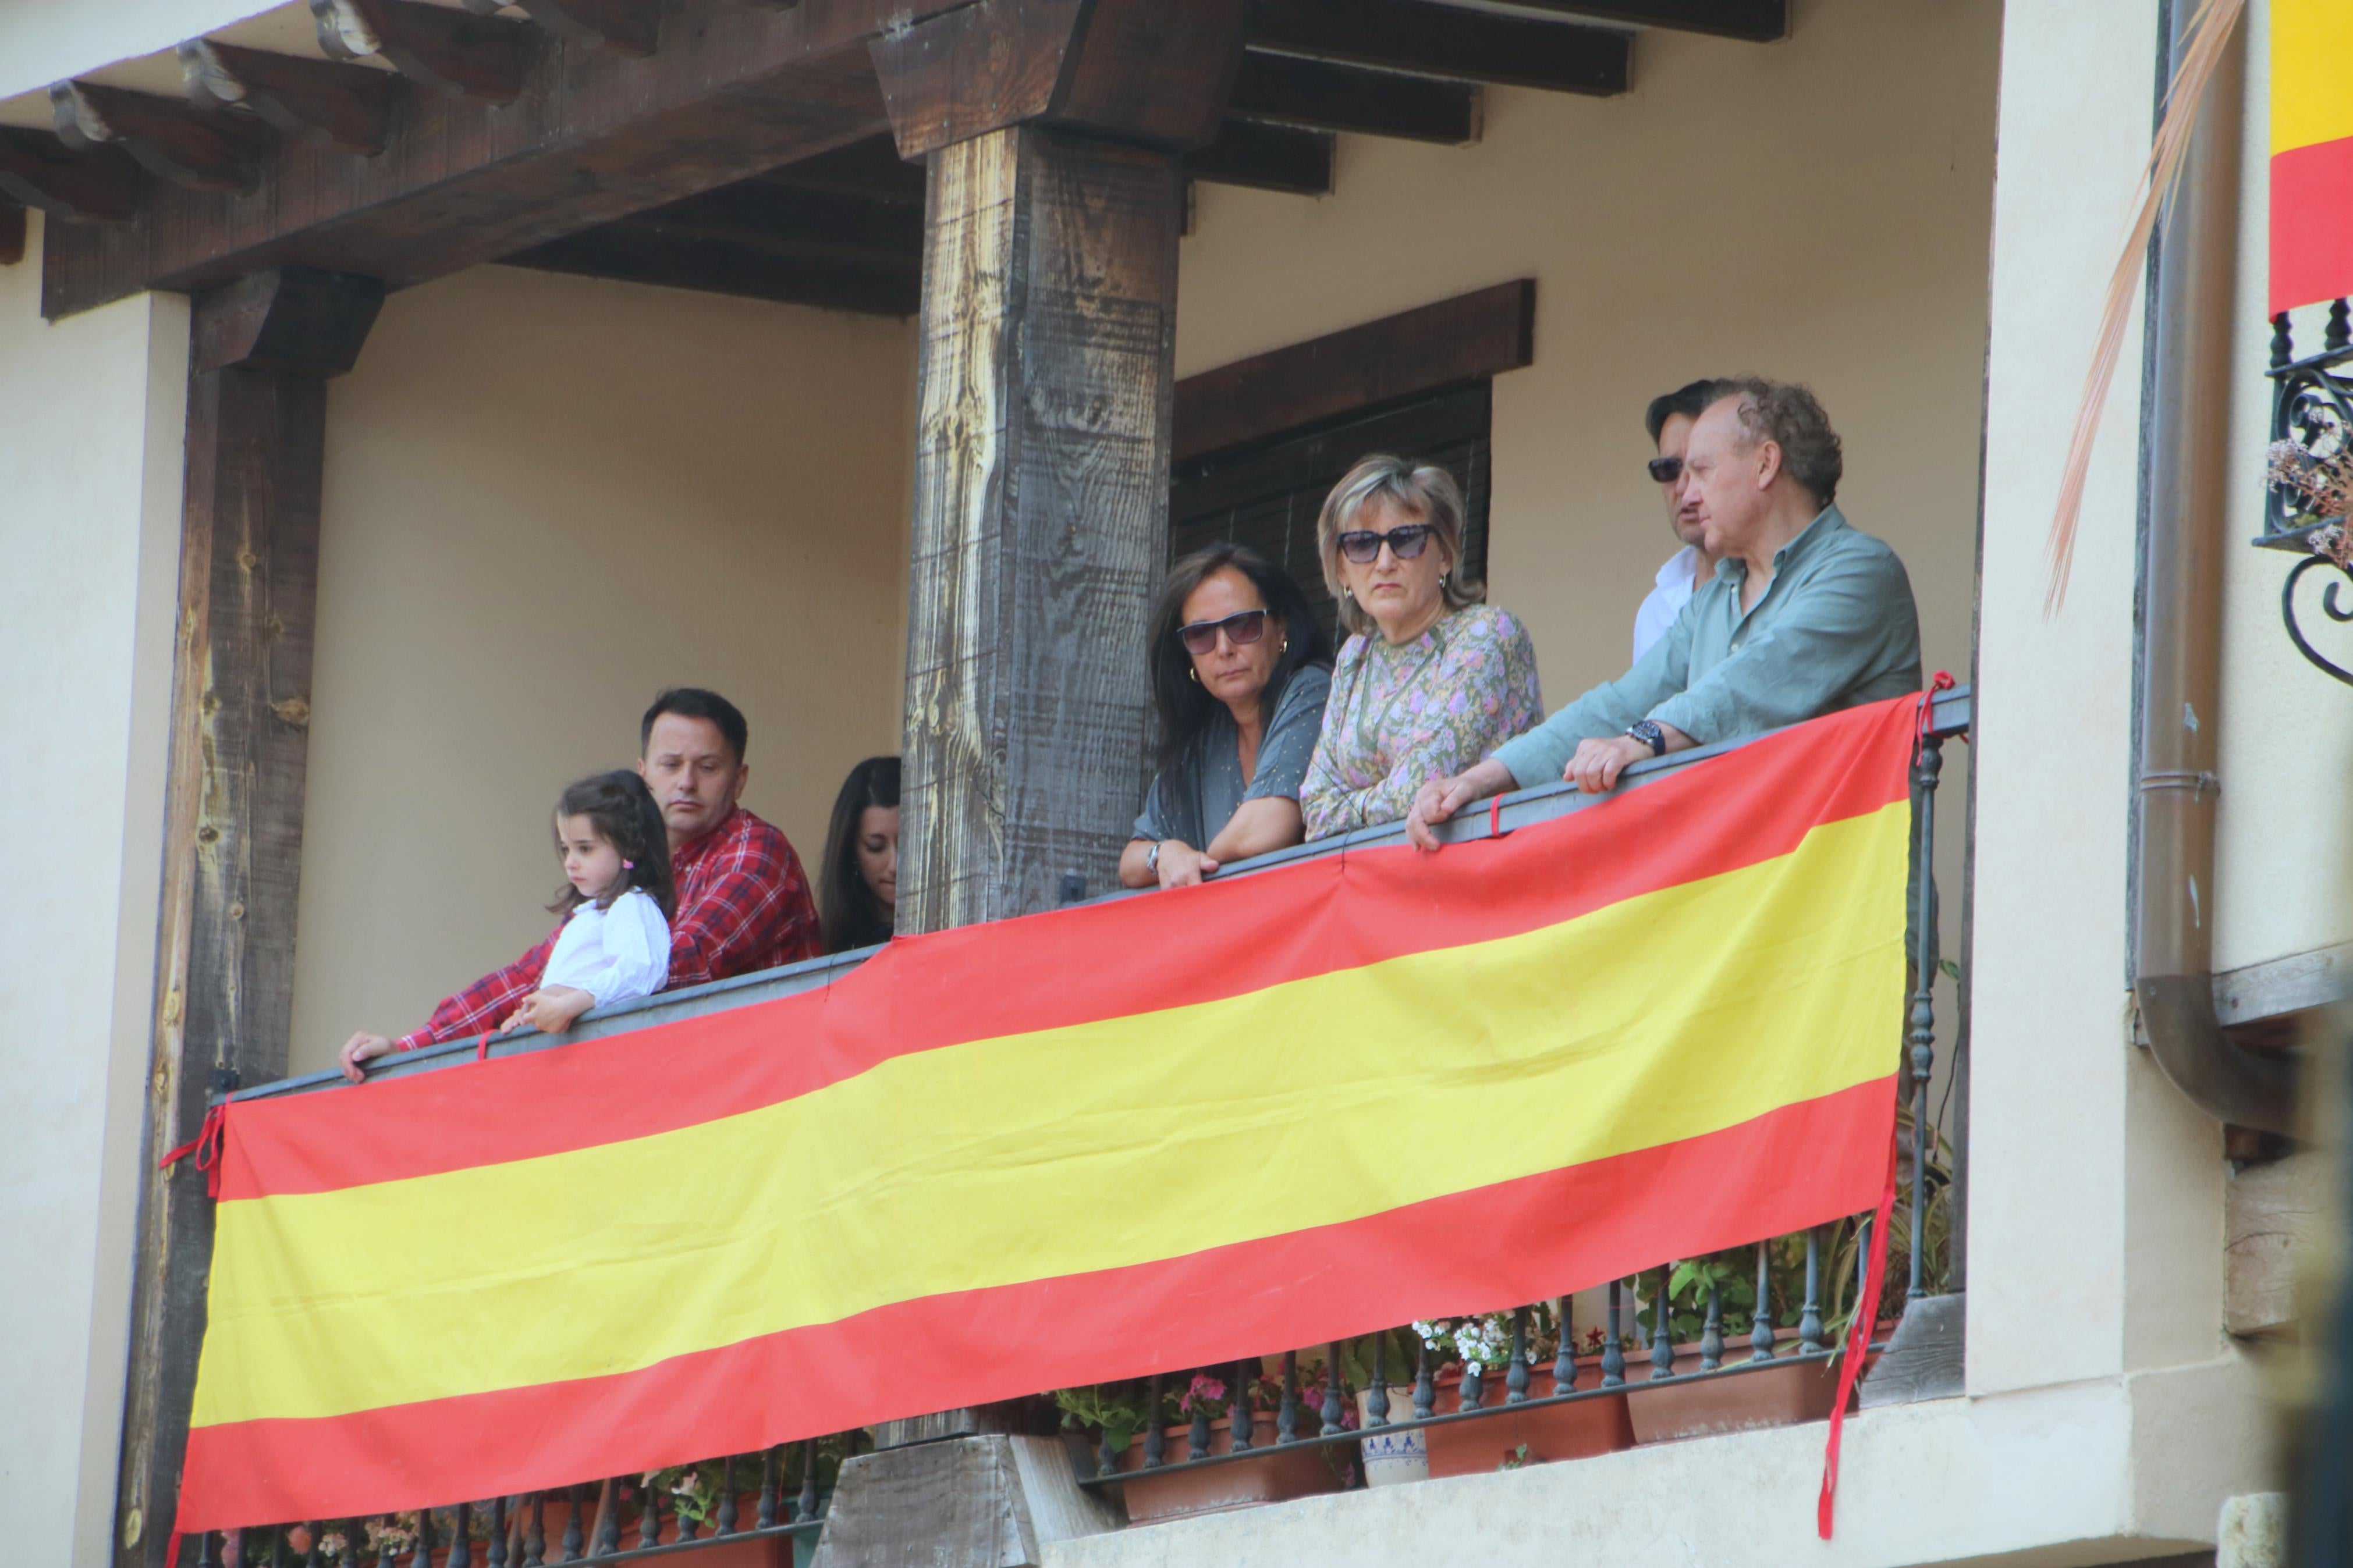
[
  {"left": 285, "top": 266, "right": 915, "bottom": 1075},
  {"left": 0, "top": 218, "right": 187, "bottom": 1568}
]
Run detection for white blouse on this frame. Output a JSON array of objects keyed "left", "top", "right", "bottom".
[{"left": 539, "top": 886, "right": 670, "bottom": 1009}]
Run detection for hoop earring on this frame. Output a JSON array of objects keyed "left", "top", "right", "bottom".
[{"left": 1187, "top": 667, "right": 1199, "bottom": 684}]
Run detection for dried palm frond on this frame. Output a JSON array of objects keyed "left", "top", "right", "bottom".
[{"left": 2043, "top": 0, "right": 2246, "bottom": 617}]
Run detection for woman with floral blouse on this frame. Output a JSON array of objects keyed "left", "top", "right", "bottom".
[{"left": 1300, "top": 455, "right": 1542, "bottom": 840}]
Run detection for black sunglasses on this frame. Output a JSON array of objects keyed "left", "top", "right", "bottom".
[
  {"left": 1336, "top": 522, "right": 1440, "bottom": 565},
  {"left": 1648, "top": 455, "right": 1684, "bottom": 484},
  {"left": 1179, "top": 608, "right": 1269, "bottom": 656}
]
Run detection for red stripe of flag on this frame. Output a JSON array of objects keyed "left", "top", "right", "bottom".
[{"left": 2273, "top": 134, "right": 2353, "bottom": 318}]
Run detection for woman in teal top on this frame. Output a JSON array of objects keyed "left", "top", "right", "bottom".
[{"left": 1120, "top": 545, "right": 1334, "bottom": 891}]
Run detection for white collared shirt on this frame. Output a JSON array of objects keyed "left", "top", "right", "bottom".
[
  {"left": 540, "top": 885, "right": 671, "bottom": 1008},
  {"left": 1631, "top": 544, "right": 1702, "bottom": 664}
]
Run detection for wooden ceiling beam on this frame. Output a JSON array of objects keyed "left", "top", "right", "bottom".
[
  {"left": 1500, "top": 0, "right": 1786, "bottom": 44},
  {"left": 471, "top": 0, "right": 662, "bottom": 59},
  {"left": 178, "top": 38, "right": 397, "bottom": 157},
  {"left": 0, "top": 127, "right": 140, "bottom": 223},
  {"left": 0, "top": 198, "right": 24, "bottom": 266},
  {"left": 41, "top": 1, "right": 938, "bottom": 319},
  {"left": 1247, "top": 0, "right": 1628, "bottom": 97},
  {"left": 1185, "top": 118, "right": 1330, "bottom": 195},
  {"left": 311, "top": 0, "right": 533, "bottom": 103},
  {"left": 502, "top": 225, "right": 920, "bottom": 315},
  {"left": 625, "top": 182, "right": 921, "bottom": 265},
  {"left": 50, "top": 80, "right": 275, "bottom": 196},
  {"left": 756, "top": 133, "right": 926, "bottom": 204},
  {"left": 1227, "top": 49, "right": 1477, "bottom": 145}
]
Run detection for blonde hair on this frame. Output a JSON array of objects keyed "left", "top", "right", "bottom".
[{"left": 1315, "top": 454, "right": 1485, "bottom": 638}]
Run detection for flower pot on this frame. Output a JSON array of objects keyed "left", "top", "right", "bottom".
[
  {"left": 1419, "top": 1361, "right": 1633, "bottom": 1478},
  {"left": 1116, "top": 1412, "right": 1346, "bottom": 1523},
  {"left": 1624, "top": 1328, "right": 1855, "bottom": 1444},
  {"left": 1351, "top": 1387, "right": 1428, "bottom": 1487}
]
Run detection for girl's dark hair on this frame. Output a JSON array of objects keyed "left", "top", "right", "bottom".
[
  {"left": 819, "top": 756, "right": 900, "bottom": 954},
  {"left": 548, "top": 770, "right": 676, "bottom": 922},
  {"left": 1148, "top": 544, "right": 1333, "bottom": 776}
]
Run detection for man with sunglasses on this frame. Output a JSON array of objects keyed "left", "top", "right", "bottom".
[
  {"left": 1632, "top": 379, "right": 1727, "bottom": 663},
  {"left": 1404, "top": 378, "right": 1921, "bottom": 850}
]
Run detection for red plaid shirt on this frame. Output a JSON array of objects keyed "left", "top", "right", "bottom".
[{"left": 396, "top": 806, "right": 819, "bottom": 1051}]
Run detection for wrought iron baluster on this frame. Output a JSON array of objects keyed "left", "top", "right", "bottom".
[
  {"left": 1188, "top": 1381, "right": 1211, "bottom": 1462},
  {"left": 677, "top": 1479, "right": 698, "bottom": 1543},
  {"left": 795, "top": 1442, "right": 818, "bottom": 1524},
  {"left": 1411, "top": 1336, "right": 1434, "bottom": 1422},
  {"left": 1649, "top": 1267, "right": 1676, "bottom": 1381},
  {"left": 1144, "top": 1374, "right": 1166, "bottom": 1468},
  {"left": 2330, "top": 297, "right": 2351, "bottom": 355},
  {"left": 339, "top": 1519, "right": 365, "bottom": 1568},
  {"left": 1800, "top": 1228, "right": 1825, "bottom": 1354},
  {"left": 1459, "top": 1347, "right": 1483, "bottom": 1413},
  {"left": 1321, "top": 1341, "right": 1346, "bottom": 1437},
  {"left": 758, "top": 1448, "right": 778, "bottom": 1530},
  {"left": 1505, "top": 1307, "right": 1530, "bottom": 1404},
  {"left": 1909, "top": 735, "right": 1944, "bottom": 1300},
  {"left": 716, "top": 1457, "right": 736, "bottom": 1537},
  {"left": 1551, "top": 1295, "right": 1574, "bottom": 1396},
  {"left": 1752, "top": 1242, "right": 1776, "bottom": 1363},
  {"left": 1095, "top": 1415, "right": 1117, "bottom": 1478},
  {"left": 377, "top": 1515, "right": 398, "bottom": 1568},
  {"left": 1368, "top": 1335, "right": 1390, "bottom": 1427},
  {"left": 593, "top": 1477, "right": 621, "bottom": 1558},
  {"left": 410, "top": 1508, "right": 434, "bottom": 1568},
  {"left": 195, "top": 1530, "right": 216, "bottom": 1567},
  {"left": 1277, "top": 1350, "right": 1300, "bottom": 1443},
  {"left": 636, "top": 1480, "right": 660, "bottom": 1549},
  {"left": 448, "top": 1501, "right": 471, "bottom": 1568},
  {"left": 523, "top": 1495, "right": 546, "bottom": 1567},
  {"left": 487, "top": 1497, "right": 507, "bottom": 1568},
  {"left": 271, "top": 1523, "right": 289, "bottom": 1565},
  {"left": 560, "top": 1484, "right": 587, "bottom": 1562},
  {"left": 1699, "top": 1281, "right": 1723, "bottom": 1372},
  {"left": 2273, "top": 311, "right": 2295, "bottom": 371},
  {"left": 1230, "top": 1360, "right": 1255, "bottom": 1452},
  {"left": 1600, "top": 1280, "right": 1626, "bottom": 1388}
]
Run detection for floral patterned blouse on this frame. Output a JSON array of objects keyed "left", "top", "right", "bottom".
[{"left": 1300, "top": 603, "right": 1543, "bottom": 840}]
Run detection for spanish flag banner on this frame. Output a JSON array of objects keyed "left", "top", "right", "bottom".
[
  {"left": 2273, "top": 0, "right": 2353, "bottom": 316},
  {"left": 176, "top": 695, "right": 1919, "bottom": 1531}
]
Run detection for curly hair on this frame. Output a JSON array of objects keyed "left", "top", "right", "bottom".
[{"left": 1713, "top": 376, "right": 1843, "bottom": 506}]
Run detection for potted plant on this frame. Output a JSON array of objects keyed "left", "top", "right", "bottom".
[
  {"left": 1408, "top": 1307, "right": 1634, "bottom": 1478},
  {"left": 1059, "top": 1371, "right": 1348, "bottom": 1523}
]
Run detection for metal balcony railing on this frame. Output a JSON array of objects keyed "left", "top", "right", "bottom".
[{"left": 182, "top": 684, "right": 1971, "bottom": 1565}]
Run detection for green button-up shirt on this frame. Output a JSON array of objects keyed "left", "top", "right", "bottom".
[{"left": 1493, "top": 504, "right": 1922, "bottom": 788}]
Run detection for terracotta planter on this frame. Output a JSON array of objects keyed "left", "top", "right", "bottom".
[
  {"left": 1419, "top": 1361, "right": 1634, "bottom": 1478},
  {"left": 1116, "top": 1411, "right": 1347, "bottom": 1523},
  {"left": 496, "top": 1493, "right": 786, "bottom": 1567},
  {"left": 1624, "top": 1327, "right": 1858, "bottom": 1444}
]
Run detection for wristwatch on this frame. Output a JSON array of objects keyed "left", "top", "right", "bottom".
[
  {"left": 1147, "top": 840, "right": 1164, "bottom": 874},
  {"left": 1625, "top": 720, "right": 1667, "bottom": 757}
]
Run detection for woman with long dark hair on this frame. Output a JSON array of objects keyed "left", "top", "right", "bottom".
[
  {"left": 1119, "top": 544, "right": 1333, "bottom": 890},
  {"left": 818, "top": 756, "right": 899, "bottom": 952}
]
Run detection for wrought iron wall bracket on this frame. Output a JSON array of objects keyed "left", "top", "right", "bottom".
[{"left": 2260, "top": 301, "right": 2353, "bottom": 687}]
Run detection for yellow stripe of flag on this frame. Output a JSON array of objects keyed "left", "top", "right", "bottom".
[{"left": 2274, "top": 0, "right": 2353, "bottom": 155}]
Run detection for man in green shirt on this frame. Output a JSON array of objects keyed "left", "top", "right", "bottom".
[{"left": 1404, "top": 377, "right": 1921, "bottom": 849}]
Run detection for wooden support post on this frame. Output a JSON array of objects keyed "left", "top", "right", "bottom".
[
  {"left": 112, "top": 268, "right": 382, "bottom": 1568},
  {"left": 885, "top": 0, "right": 1243, "bottom": 934},
  {"left": 897, "top": 123, "right": 1185, "bottom": 932}
]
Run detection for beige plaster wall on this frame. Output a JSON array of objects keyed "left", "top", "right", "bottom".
[
  {"left": 286, "top": 266, "right": 915, "bottom": 1075},
  {"left": 1173, "top": 0, "right": 1998, "bottom": 720},
  {"left": 0, "top": 218, "right": 187, "bottom": 1567},
  {"left": 2214, "top": 0, "right": 2353, "bottom": 975}
]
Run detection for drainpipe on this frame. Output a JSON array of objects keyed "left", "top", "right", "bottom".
[{"left": 2132, "top": 2, "right": 2297, "bottom": 1135}]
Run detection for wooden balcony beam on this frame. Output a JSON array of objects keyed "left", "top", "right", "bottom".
[
  {"left": 40, "top": 0, "right": 944, "bottom": 319},
  {"left": 310, "top": 0, "right": 534, "bottom": 102},
  {"left": 1247, "top": 0, "right": 1630, "bottom": 97},
  {"left": 1227, "top": 49, "right": 1478, "bottom": 145},
  {"left": 178, "top": 38, "right": 397, "bottom": 158},
  {"left": 1500, "top": 0, "right": 1787, "bottom": 44},
  {"left": 0, "top": 198, "right": 23, "bottom": 265},
  {"left": 502, "top": 224, "right": 920, "bottom": 314},
  {"left": 489, "top": 0, "right": 664, "bottom": 59},
  {"left": 51, "top": 80, "right": 275, "bottom": 196},
  {"left": 1186, "top": 117, "right": 1331, "bottom": 195},
  {"left": 756, "top": 133, "right": 926, "bottom": 204},
  {"left": 0, "top": 127, "right": 140, "bottom": 224}
]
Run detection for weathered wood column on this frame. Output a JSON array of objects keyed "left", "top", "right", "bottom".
[
  {"left": 115, "top": 269, "right": 380, "bottom": 1568},
  {"left": 885, "top": 0, "right": 1249, "bottom": 933}
]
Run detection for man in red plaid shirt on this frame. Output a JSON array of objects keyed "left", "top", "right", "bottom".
[{"left": 338, "top": 688, "right": 820, "bottom": 1080}]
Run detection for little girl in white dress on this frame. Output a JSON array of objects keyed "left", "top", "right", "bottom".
[{"left": 499, "top": 769, "right": 676, "bottom": 1037}]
